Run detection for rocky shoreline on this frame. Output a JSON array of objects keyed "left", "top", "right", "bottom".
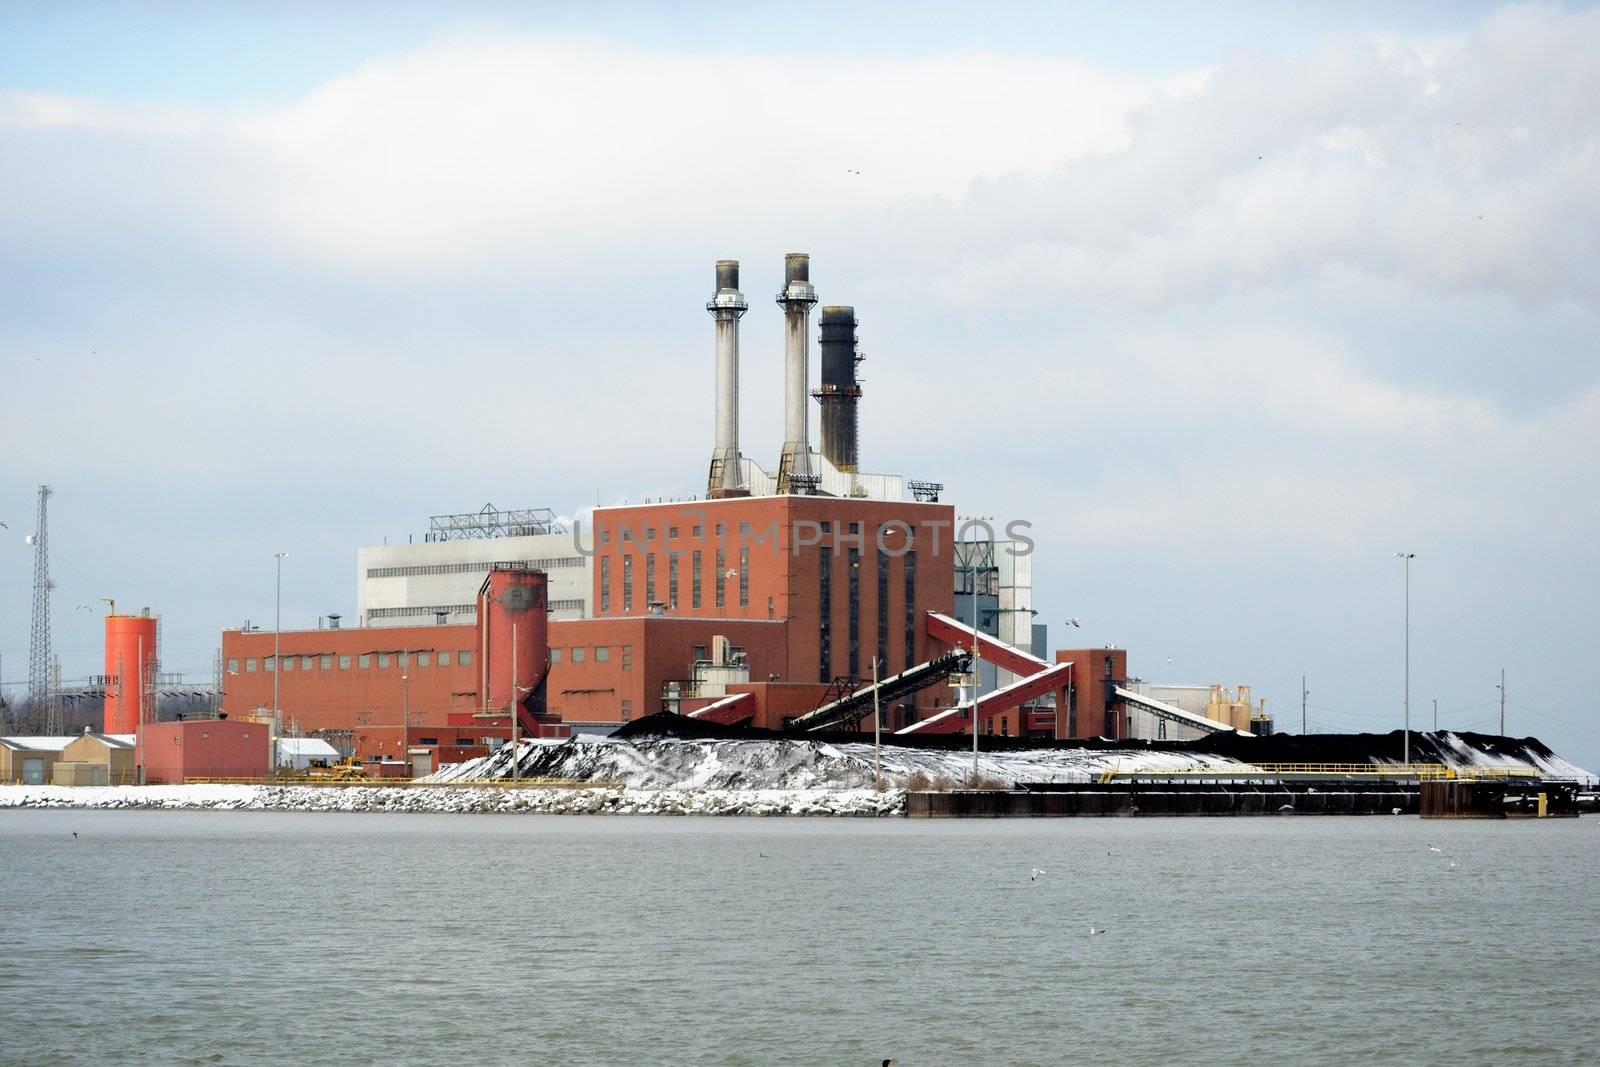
[{"left": 0, "top": 783, "right": 906, "bottom": 817}]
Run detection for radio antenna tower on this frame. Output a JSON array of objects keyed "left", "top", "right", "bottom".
[{"left": 27, "top": 485, "right": 54, "bottom": 713}]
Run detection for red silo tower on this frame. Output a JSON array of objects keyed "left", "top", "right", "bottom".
[
  {"left": 477, "top": 566, "right": 549, "bottom": 733},
  {"left": 104, "top": 608, "right": 159, "bottom": 734}
]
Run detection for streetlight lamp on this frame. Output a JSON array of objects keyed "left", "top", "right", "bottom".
[
  {"left": 273, "top": 552, "right": 287, "bottom": 776},
  {"left": 1395, "top": 552, "right": 1415, "bottom": 769},
  {"left": 401, "top": 672, "right": 410, "bottom": 764}
]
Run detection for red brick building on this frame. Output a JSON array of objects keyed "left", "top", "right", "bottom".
[
  {"left": 138, "top": 717, "right": 271, "bottom": 783},
  {"left": 218, "top": 495, "right": 961, "bottom": 758}
]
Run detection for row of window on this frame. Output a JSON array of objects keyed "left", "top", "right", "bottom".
[
  {"left": 598, "top": 520, "right": 882, "bottom": 546},
  {"left": 548, "top": 644, "right": 633, "bottom": 668},
  {"left": 819, "top": 548, "right": 919, "bottom": 682},
  {"left": 599, "top": 550, "right": 749, "bottom": 613},
  {"left": 366, "top": 599, "right": 586, "bottom": 620},
  {"left": 229, "top": 650, "right": 475, "bottom": 673},
  {"left": 366, "top": 558, "right": 585, "bottom": 579}
]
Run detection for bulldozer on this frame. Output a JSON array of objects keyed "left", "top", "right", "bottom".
[{"left": 307, "top": 754, "right": 367, "bottom": 781}]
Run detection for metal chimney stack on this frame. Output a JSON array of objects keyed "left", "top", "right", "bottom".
[
  {"left": 706, "top": 260, "right": 749, "bottom": 497},
  {"left": 816, "top": 305, "right": 862, "bottom": 473},
  {"left": 775, "top": 252, "right": 818, "bottom": 493}
]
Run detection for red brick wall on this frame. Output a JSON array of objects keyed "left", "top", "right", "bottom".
[
  {"left": 593, "top": 496, "right": 956, "bottom": 698},
  {"left": 138, "top": 719, "right": 271, "bottom": 782},
  {"left": 1054, "top": 648, "right": 1129, "bottom": 740}
]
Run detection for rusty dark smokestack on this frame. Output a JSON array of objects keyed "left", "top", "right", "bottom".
[{"left": 816, "top": 305, "right": 860, "bottom": 473}]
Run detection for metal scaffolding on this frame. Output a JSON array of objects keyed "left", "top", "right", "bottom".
[
  {"left": 425, "top": 504, "right": 565, "bottom": 542},
  {"left": 27, "top": 485, "right": 53, "bottom": 711}
]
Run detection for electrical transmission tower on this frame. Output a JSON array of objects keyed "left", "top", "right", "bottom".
[
  {"left": 27, "top": 485, "right": 54, "bottom": 713},
  {"left": 47, "top": 657, "right": 63, "bottom": 736}
]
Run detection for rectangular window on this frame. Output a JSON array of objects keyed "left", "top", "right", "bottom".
[
  {"left": 246, "top": 658, "right": 257, "bottom": 672},
  {"left": 301, "top": 656, "right": 314, "bottom": 671},
  {"left": 339, "top": 655, "right": 352, "bottom": 670},
  {"left": 572, "top": 647, "right": 586, "bottom": 663},
  {"left": 459, "top": 651, "right": 472, "bottom": 667},
  {"left": 738, "top": 547, "right": 750, "bottom": 607},
  {"left": 418, "top": 652, "right": 432, "bottom": 668},
  {"left": 621, "top": 699, "right": 632, "bottom": 721},
  {"left": 550, "top": 648, "right": 563, "bottom": 664},
  {"left": 600, "top": 556, "right": 611, "bottom": 614},
  {"left": 622, "top": 555, "right": 633, "bottom": 613},
  {"left": 621, "top": 644, "right": 632, "bottom": 671},
  {"left": 819, "top": 546, "right": 833, "bottom": 682},
  {"left": 877, "top": 549, "right": 890, "bottom": 674},
  {"left": 267, "top": 657, "right": 279, "bottom": 672},
  {"left": 398, "top": 652, "right": 410, "bottom": 668},
  {"left": 691, "top": 550, "right": 702, "bottom": 608},
  {"left": 715, "top": 548, "right": 726, "bottom": 608},
  {"left": 904, "top": 550, "right": 917, "bottom": 671},
  {"left": 438, "top": 651, "right": 451, "bottom": 668},
  {"left": 317, "top": 655, "right": 330, "bottom": 670},
  {"left": 739, "top": 521, "right": 751, "bottom": 535},
  {"left": 691, "top": 524, "right": 702, "bottom": 537},
  {"left": 359, "top": 654, "right": 372, "bottom": 669},
  {"left": 847, "top": 547, "right": 861, "bottom": 678},
  {"left": 668, "top": 553, "right": 679, "bottom": 608},
  {"left": 595, "top": 646, "right": 610, "bottom": 662},
  {"left": 227, "top": 658, "right": 239, "bottom": 673},
  {"left": 378, "top": 654, "right": 392, "bottom": 668},
  {"left": 693, "top": 644, "right": 708, "bottom": 663},
  {"left": 645, "top": 554, "right": 656, "bottom": 606},
  {"left": 668, "top": 526, "right": 679, "bottom": 539}
]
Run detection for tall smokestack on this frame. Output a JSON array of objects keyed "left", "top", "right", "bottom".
[
  {"left": 775, "top": 252, "right": 818, "bottom": 493},
  {"left": 707, "top": 259, "right": 749, "bottom": 497},
  {"left": 817, "top": 305, "right": 861, "bottom": 473}
]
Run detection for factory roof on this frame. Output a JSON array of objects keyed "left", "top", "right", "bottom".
[
  {"left": 276, "top": 738, "right": 341, "bottom": 759},
  {"left": 0, "top": 735, "right": 77, "bottom": 752}
]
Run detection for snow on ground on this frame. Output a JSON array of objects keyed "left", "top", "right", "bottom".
[
  {"left": 425, "top": 735, "right": 1257, "bottom": 789},
  {"left": 0, "top": 783, "right": 903, "bottom": 817},
  {"left": 1425, "top": 732, "right": 1594, "bottom": 782}
]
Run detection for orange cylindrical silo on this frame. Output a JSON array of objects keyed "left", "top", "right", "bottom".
[{"left": 104, "top": 611, "right": 159, "bottom": 734}]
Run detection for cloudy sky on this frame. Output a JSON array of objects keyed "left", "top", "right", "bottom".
[{"left": 2, "top": 2, "right": 1596, "bottom": 767}]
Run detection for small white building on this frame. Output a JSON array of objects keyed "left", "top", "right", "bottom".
[
  {"left": 356, "top": 505, "right": 593, "bottom": 628},
  {"left": 276, "top": 737, "right": 342, "bottom": 771}
]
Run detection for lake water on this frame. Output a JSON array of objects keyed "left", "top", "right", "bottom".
[{"left": 1, "top": 810, "right": 1596, "bottom": 1065}]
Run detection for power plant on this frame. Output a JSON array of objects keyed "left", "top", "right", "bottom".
[{"left": 7, "top": 253, "right": 1281, "bottom": 781}]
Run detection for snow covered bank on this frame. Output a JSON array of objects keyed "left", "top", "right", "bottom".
[
  {"left": 0, "top": 783, "right": 903, "bottom": 817},
  {"left": 427, "top": 734, "right": 1255, "bottom": 789},
  {"left": 426, "top": 727, "right": 1596, "bottom": 791}
]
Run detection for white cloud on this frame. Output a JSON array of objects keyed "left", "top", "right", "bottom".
[{"left": 2, "top": 4, "right": 1598, "bottom": 764}]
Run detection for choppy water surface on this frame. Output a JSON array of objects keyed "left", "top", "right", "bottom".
[{"left": 1, "top": 811, "right": 1596, "bottom": 1066}]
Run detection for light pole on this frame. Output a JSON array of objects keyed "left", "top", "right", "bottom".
[
  {"left": 1497, "top": 668, "right": 1506, "bottom": 736},
  {"left": 1395, "top": 552, "right": 1414, "bottom": 769},
  {"left": 511, "top": 620, "right": 520, "bottom": 784},
  {"left": 1302, "top": 676, "right": 1309, "bottom": 735},
  {"left": 273, "top": 551, "right": 287, "bottom": 776},
  {"left": 1433, "top": 697, "right": 1438, "bottom": 733},
  {"left": 401, "top": 672, "right": 410, "bottom": 763}
]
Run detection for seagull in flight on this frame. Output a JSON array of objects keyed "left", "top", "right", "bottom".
[
  {"left": 1089, "top": 926, "right": 1106, "bottom": 935},
  {"left": 1065, "top": 617, "right": 1080, "bottom": 628},
  {"left": 1427, "top": 844, "right": 1443, "bottom": 853},
  {"left": 1029, "top": 868, "right": 1045, "bottom": 881}
]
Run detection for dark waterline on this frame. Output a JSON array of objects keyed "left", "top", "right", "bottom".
[{"left": 2, "top": 811, "right": 1596, "bottom": 1066}]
